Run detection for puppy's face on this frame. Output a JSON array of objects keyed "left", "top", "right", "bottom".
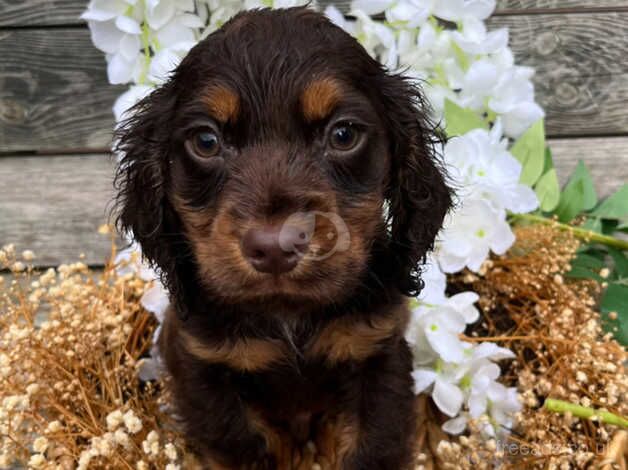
[
  {"left": 171, "top": 74, "right": 387, "bottom": 304},
  {"left": 115, "top": 8, "right": 452, "bottom": 312}
]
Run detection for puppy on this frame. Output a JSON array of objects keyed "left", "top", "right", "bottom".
[{"left": 115, "top": 7, "right": 451, "bottom": 469}]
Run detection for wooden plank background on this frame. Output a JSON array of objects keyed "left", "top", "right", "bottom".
[{"left": 1, "top": 0, "right": 627, "bottom": 267}]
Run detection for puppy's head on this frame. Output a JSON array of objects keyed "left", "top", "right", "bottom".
[{"left": 115, "top": 7, "right": 451, "bottom": 315}]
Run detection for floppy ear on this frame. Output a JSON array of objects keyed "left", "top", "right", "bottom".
[
  {"left": 380, "top": 74, "right": 453, "bottom": 296},
  {"left": 113, "top": 84, "right": 194, "bottom": 319}
]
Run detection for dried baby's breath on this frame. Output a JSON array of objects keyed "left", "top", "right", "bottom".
[{"left": 0, "top": 247, "right": 186, "bottom": 469}]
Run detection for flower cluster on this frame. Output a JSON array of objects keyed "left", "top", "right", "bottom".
[{"left": 85, "top": 0, "right": 546, "bottom": 436}]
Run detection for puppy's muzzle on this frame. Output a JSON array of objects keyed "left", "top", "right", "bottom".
[{"left": 241, "top": 224, "right": 309, "bottom": 274}]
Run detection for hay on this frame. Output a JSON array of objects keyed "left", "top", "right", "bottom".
[{"left": 0, "top": 225, "right": 626, "bottom": 469}]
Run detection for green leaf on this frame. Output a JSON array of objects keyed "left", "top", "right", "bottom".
[
  {"left": 535, "top": 148, "right": 560, "bottom": 212},
  {"left": 451, "top": 42, "right": 471, "bottom": 72},
  {"left": 573, "top": 252, "right": 605, "bottom": 270},
  {"left": 555, "top": 179, "right": 586, "bottom": 222},
  {"left": 555, "top": 161, "right": 598, "bottom": 222},
  {"left": 582, "top": 217, "right": 603, "bottom": 233},
  {"left": 600, "top": 283, "right": 628, "bottom": 346},
  {"left": 567, "top": 266, "right": 604, "bottom": 282},
  {"left": 606, "top": 246, "right": 628, "bottom": 279},
  {"left": 590, "top": 184, "right": 628, "bottom": 220},
  {"left": 567, "top": 251, "right": 605, "bottom": 281},
  {"left": 510, "top": 119, "right": 546, "bottom": 186},
  {"left": 443, "top": 99, "right": 487, "bottom": 137},
  {"left": 536, "top": 171, "right": 560, "bottom": 214}
]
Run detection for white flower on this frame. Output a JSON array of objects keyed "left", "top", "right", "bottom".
[
  {"left": 141, "top": 282, "right": 170, "bottom": 320},
  {"left": 438, "top": 198, "right": 515, "bottom": 273},
  {"left": 452, "top": 16, "right": 507, "bottom": 54},
  {"left": 113, "top": 85, "right": 153, "bottom": 122},
  {"left": 444, "top": 123, "right": 539, "bottom": 214},
  {"left": 413, "top": 367, "right": 465, "bottom": 417},
  {"left": 385, "top": 0, "right": 433, "bottom": 28},
  {"left": 432, "top": 0, "right": 495, "bottom": 22},
  {"left": 351, "top": 11, "right": 398, "bottom": 69},
  {"left": 81, "top": 0, "right": 131, "bottom": 23},
  {"left": 148, "top": 42, "right": 196, "bottom": 84},
  {"left": 418, "top": 255, "right": 447, "bottom": 306},
  {"left": 407, "top": 292, "right": 479, "bottom": 365},
  {"left": 489, "top": 67, "right": 544, "bottom": 137}
]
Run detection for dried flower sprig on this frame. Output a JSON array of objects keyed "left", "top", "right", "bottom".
[{"left": 0, "top": 244, "right": 188, "bottom": 469}]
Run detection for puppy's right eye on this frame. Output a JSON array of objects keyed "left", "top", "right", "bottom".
[{"left": 186, "top": 130, "right": 221, "bottom": 159}]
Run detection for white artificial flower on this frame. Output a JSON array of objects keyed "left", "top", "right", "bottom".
[
  {"left": 351, "top": 11, "right": 398, "bottom": 69},
  {"left": 113, "top": 85, "right": 153, "bottom": 122},
  {"left": 141, "top": 282, "right": 170, "bottom": 320},
  {"left": 114, "top": 244, "right": 158, "bottom": 281},
  {"left": 412, "top": 367, "right": 465, "bottom": 417},
  {"left": 444, "top": 122, "right": 539, "bottom": 214},
  {"left": 432, "top": 0, "right": 495, "bottom": 21},
  {"left": 438, "top": 197, "right": 515, "bottom": 273},
  {"left": 489, "top": 67, "right": 544, "bottom": 137},
  {"left": 81, "top": 0, "right": 131, "bottom": 22},
  {"left": 148, "top": 41, "right": 196, "bottom": 84},
  {"left": 385, "top": 0, "right": 433, "bottom": 28},
  {"left": 418, "top": 255, "right": 447, "bottom": 305},
  {"left": 324, "top": 5, "right": 355, "bottom": 35},
  {"left": 452, "top": 16, "right": 507, "bottom": 54},
  {"left": 406, "top": 292, "right": 479, "bottom": 365}
]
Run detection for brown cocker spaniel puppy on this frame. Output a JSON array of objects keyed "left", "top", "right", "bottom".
[{"left": 114, "top": 7, "right": 452, "bottom": 469}]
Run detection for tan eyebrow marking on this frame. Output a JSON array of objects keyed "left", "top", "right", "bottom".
[
  {"left": 300, "top": 77, "right": 343, "bottom": 122},
  {"left": 202, "top": 84, "right": 240, "bottom": 124}
]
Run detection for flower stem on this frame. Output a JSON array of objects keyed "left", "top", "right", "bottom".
[
  {"left": 544, "top": 398, "right": 628, "bottom": 429},
  {"left": 511, "top": 213, "right": 628, "bottom": 251}
]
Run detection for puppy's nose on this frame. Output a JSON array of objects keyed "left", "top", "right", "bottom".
[{"left": 241, "top": 226, "right": 308, "bottom": 274}]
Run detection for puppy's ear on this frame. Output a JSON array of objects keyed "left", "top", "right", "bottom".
[
  {"left": 113, "top": 84, "right": 193, "bottom": 319},
  {"left": 380, "top": 74, "right": 453, "bottom": 296}
]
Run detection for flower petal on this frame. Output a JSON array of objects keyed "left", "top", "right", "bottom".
[
  {"left": 433, "top": 378, "right": 464, "bottom": 417},
  {"left": 412, "top": 369, "right": 438, "bottom": 394}
]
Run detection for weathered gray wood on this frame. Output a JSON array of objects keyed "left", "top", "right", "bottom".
[
  {"left": 496, "top": 1, "right": 628, "bottom": 11},
  {"left": 549, "top": 137, "right": 628, "bottom": 196},
  {"left": 2, "top": 14, "right": 628, "bottom": 152},
  {"left": 0, "top": 0, "right": 84, "bottom": 27},
  {"left": 1, "top": 0, "right": 627, "bottom": 27},
  {"left": 318, "top": 0, "right": 628, "bottom": 15},
  {"left": 0, "top": 139, "right": 626, "bottom": 267},
  {"left": 488, "top": 13, "right": 628, "bottom": 137},
  {"left": 0, "top": 28, "right": 124, "bottom": 153},
  {"left": 0, "top": 154, "right": 116, "bottom": 267}
]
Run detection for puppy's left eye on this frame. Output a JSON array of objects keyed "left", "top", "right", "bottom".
[
  {"left": 186, "top": 130, "right": 221, "bottom": 159},
  {"left": 329, "top": 122, "right": 361, "bottom": 151}
]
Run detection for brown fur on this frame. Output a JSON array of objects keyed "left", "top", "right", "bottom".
[
  {"left": 306, "top": 308, "right": 407, "bottom": 365},
  {"left": 202, "top": 84, "right": 240, "bottom": 124},
  {"left": 300, "top": 77, "right": 343, "bottom": 122},
  {"left": 181, "top": 330, "right": 288, "bottom": 372},
  {"left": 114, "top": 7, "right": 453, "bottom": 469}
]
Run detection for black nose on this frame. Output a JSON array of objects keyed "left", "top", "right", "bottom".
[{"left": 241, "top": 226, "right": 308, "bottom": 274}]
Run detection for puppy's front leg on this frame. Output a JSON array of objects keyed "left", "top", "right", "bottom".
[
  {"left": 318, "top": 338, "right": 417, "bottom": 470},
  {"left": 170, "top": 361, "right": 279, "bottom": 469}
]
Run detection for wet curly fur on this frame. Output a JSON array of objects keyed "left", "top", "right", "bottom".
[{"left": 114, "top": 7, "right": 451, "bottom": 469}]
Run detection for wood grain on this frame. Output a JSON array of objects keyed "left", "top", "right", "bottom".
[
  {"left": 0, "top": 28, "right": 123, "bottom": 153},
  {"left": 549, "top": 137, "right": 628, "bottom": 194},
  {"left": 0, "top": 138, "right": 626, "bottom": 267},
  {"left": 2, "top": 14, "right": 628, "bottom": 152},
  {"left": 0, "top": 154, "right": 116, "bottom": 267},
  {"left": 318, "top": 0, "right": 628, "bottom": 15},
  {"left": 489, "top": 13, "right": 628, "bottom": 137},
  {"left": 0, "top": 0, "right": 84, "bottom": 27},
  {"left": 1, "top": 0, "right": 627, "bottom": 27}
]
